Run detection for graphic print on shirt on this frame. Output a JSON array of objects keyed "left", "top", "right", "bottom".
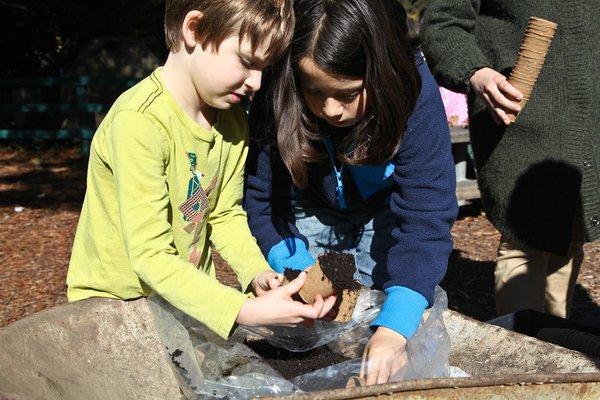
[{"left": 178, "top": 152, "right": 217, "bottom": 265}]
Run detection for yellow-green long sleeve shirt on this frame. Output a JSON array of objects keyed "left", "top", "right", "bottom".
[{"left": 67, "top": 68, "right": 271, "bottom": 338}]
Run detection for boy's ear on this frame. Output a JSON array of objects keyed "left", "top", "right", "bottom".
[{"left": 182, "top": 10, "right": 203, "bottom": 48}]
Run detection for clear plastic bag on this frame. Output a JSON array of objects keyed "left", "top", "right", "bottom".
[
  {"left": 391, "top": 286, "right": 450, "bottom": 381},
  {"left": 289, "top": 287, "right": 451, "bottom": 391},
  {"left": 148, "top": 294, "right": 297, "bottom": 399},
  {"left": 147, "top": 287, "right": 452, "bottom": 399},
  {"left": 240, "top": 287, "right": 384, "bottom": 352}
]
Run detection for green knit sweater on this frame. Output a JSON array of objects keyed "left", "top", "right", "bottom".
[{"left": 421, "top": 0, "right": 600, "bottom": 254}]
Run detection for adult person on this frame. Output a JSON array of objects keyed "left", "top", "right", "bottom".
[{"left": 420, "top": 0, "right": 600, "bottom": 318}]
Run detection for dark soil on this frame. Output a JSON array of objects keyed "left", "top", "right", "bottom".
[
  {"left": 245, "top": 339, "right": 350, "bottom": 380},
  {"left": 283, "top": 268, "right": 302, "bottom": 282},
  {"left": 318, "top": 252, "right": 361, "bottom": 290}
]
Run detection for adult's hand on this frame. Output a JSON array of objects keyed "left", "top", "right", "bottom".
[
  {"left": 237, "top": 271, "right": 337, "bottom": 327},
  {"left": 360, "top": 326, "right": 408, "bottom": 385},
  {"left": 469, "top": 67, "right": 523, "bottom": 125}
]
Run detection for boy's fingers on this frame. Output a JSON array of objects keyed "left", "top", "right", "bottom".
[
  {"left": 284, "top": 271, "right": 307, "bottom": 295},
  {"left": 279, "top": 321, "right": 301, "bottom": 328},
  {"left": 318, "top": 295, "right": 337, "bottom": 318},
  {"left": 307, "top": 295, "right": 326, "bottom": 319},
  {"left": 313, "top": 293, "right": 325, "bottom": 308},
  {"left": 268, "top": 276, "right": 282, "bottom": 289},
  {"left": 322, "top": 308, "right": 336, "bottom": 321},
  {"left": 293, "top": 301, "right": 323, "bottom": 319},
  {"left": 279, "top": 316, "right": 304, "bottom": 327}
]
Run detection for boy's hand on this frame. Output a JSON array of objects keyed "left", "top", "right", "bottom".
[
  {"left": 250, "top": 270, "right": 283, "bottom": 296},
  {"left": 237, "top": 271, "right": 337, "bottom": 327},
  {"left": 360, "top": 327, "right": 408, "bottom": 385},
  {"left": 469, "top": 67, "right": 523, "bottom": 125}
]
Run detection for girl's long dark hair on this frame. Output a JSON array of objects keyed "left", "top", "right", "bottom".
[{"left": 259, "top": 0, "right": 421, "bottom": 188}]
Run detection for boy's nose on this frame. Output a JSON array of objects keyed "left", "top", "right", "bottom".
[
  {"left": 245, "top": 70, "right": 262, "bottom": 93},
  {"left": 322, "top": 98, "right": 343, "bottom": 119}
]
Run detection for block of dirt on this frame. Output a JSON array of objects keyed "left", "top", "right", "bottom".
[
  {"left": 283, "top": 268, "right": 302, "bottom": 282},
  {"left": 298, "top": 261, "right": 336, "bottom": 303},
  {"left": 284, "top": 252, "right": 361, "bottom": 322},
  {"left": 245, "top": 339, "right": 350, "bottom": 380},
  {"left": 285, "top": 252, "right": 363, "bottom": 322},
  {"left": 332, "top": 288, "right": 361, "bottom": 323},
  {"left": 318, "top": 252, "right": 361, "bottom": 291}
]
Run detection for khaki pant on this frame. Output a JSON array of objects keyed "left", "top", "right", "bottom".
[{"left": 495, "top": 234, "right": 584, "bottom": 318}]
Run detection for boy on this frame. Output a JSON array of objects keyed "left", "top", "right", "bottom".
[{"left": 67, "top": 0, "right": 335, "bottom": 339}]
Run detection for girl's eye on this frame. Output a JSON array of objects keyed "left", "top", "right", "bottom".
[{"left": 342, "top": 91, "right": 360, "bottom": 101}]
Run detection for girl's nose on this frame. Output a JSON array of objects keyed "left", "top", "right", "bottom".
[{"left": 322, "top": 97, "right": 343, "bottom": 119}]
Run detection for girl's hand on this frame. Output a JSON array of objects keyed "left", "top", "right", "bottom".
[
  {"left": 237, "top": 271, "right": 337, "bottom": 327},
  {"left": 469, "top": 67, "right": 523, "bottom": 125},
  {"left": 250, "top": 270, "right": 283, "bottom": 296},
  {"left": 360, "top": 327, "right": 408, "bottom": 385}
]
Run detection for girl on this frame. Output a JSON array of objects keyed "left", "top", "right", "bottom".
[{"left": 244, "top": 0, "right": 458, "bottom": 385}]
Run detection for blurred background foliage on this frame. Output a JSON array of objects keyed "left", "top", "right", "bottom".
[
  {"left": 0, "top": 0, "right": 428, "bottom": 78},
  {"left": 0, "top": 0, "right": 166, "bottom": 77}
]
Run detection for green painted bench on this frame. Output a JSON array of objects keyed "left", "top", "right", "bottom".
[{"left": 0, "top": 76, "right": 139, "bottom": 156}]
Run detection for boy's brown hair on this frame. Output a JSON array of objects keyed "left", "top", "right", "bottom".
[{"left": 165, "top": 0, "right": 294, "bottom": 61}]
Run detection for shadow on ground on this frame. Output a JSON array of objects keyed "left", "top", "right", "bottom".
[
  {"left": 443, "top": 250, "right": 496, "bottom": 321},
  {"left": 0, "top": 142, "right": 86, "bottom": 211},
  {"left": 444, "top": 246, "right": 600, "bottom": 331}
]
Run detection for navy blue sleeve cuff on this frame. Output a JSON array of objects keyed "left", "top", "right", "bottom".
[
  {"left": 371, "top": 286, "right": 429, "bottom": 339},
  {"left": 267, "top": 238, "right": 316, "bottom": 273}
]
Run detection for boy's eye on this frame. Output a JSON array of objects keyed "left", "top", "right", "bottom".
[{"left": 239, "top": 56, "right": 252, "bottom": 69}]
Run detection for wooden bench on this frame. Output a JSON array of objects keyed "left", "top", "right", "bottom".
[
  {"left": 450, "top": 126, "right": 481, "bottom": 202},
  {"left": 0, "top": 76, "right": 139, "bottom": 156}
]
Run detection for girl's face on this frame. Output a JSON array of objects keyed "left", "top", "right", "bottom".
[{"left": 298, "top": 57, "right": 367, "bottom": 128}]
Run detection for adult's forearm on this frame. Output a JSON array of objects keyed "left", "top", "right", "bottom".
[{"left": 420, "top": 0, "right": 490, "bottom": 91}]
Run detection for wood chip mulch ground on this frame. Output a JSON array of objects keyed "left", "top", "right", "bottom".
[{"left": 1, "top": 143, "right": 599, "bottom": 329}]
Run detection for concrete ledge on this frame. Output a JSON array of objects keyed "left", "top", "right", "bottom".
[
  {"left": 445, "top": 310, "right": 600, "bottom": 375},
  {"left": 0, "top": 298, "right": 181, "bottom": 400},
  {"left": 1, "top": 300, "right": 598, "bottom": 399}
]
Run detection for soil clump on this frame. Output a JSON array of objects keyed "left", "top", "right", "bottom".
[
  {"left": 318, "top": 252, "right": 361, "bottom": 291},
  {"left": 284, "top": 252, "right": 362, "bottom": 322}
]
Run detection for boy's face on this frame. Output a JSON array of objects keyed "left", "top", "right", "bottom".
[{"left": 188, "top": 34, "right": 271, "bottom": 110}]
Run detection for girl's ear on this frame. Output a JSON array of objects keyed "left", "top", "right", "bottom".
[{"left": 182, "top": 10, "right": 203, "bottom": 48}]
